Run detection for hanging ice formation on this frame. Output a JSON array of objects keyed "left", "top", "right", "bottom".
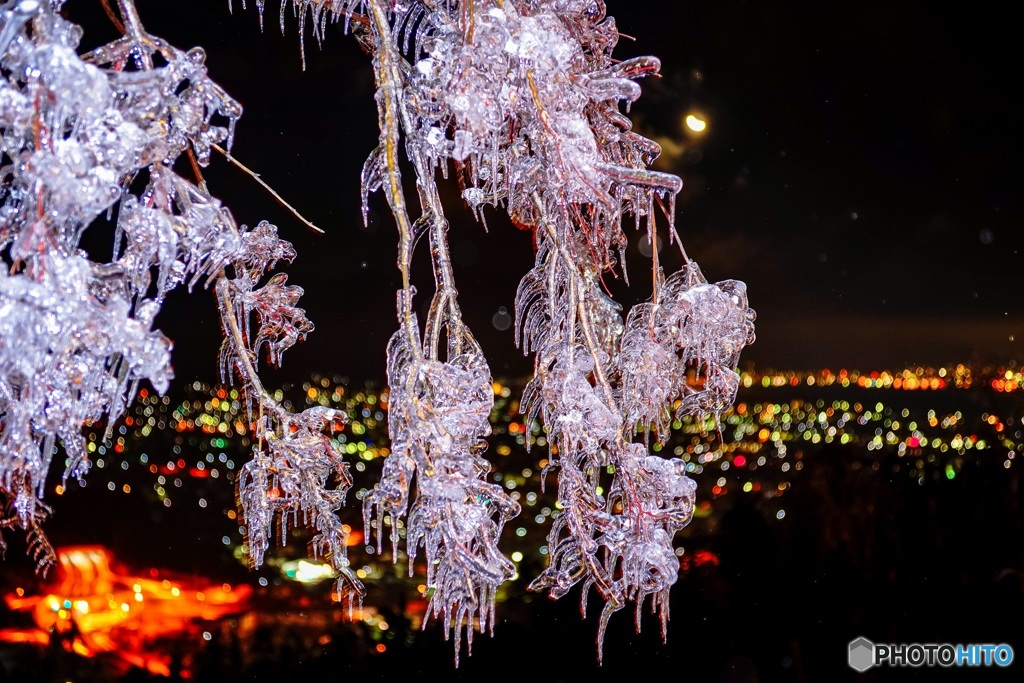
[
  {"left": 264, "top": 0, "right": 755, "bottom": 659},
  {"left": 0, "top": 0, "right": 361, "bottom": 604},
  {"left": 0, "top": 0, "right": 756, "bottom": 662}
]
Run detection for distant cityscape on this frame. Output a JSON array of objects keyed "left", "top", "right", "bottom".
[
  {"left": 3, "top": 362, "right": 1024, "bottom": 679},
  {"left": 65, "top": 362, "right": 1019, "bottom": 518}
]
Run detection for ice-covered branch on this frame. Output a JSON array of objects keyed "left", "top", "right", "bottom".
[
  {"left": 1, "top": 0, "right": 757, "bottom": 663},
  {"left": 217, "top": 262, "right": 363, "bottom": 607},
  {"left": 255, "top": 0, "right": 756, "bottom": 659},
  {"left": 1, "top": 0, "right": 242, "bottom": 564},
  {"left": 357, "top": 0, "right": 519, "bottom": 660},
  {"left": 0, "top": 2, "right": 356, "bottom": 597}
]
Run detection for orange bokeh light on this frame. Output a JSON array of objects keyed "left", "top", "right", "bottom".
[{"left": 1, "top": 546, "right": 251, "bottom": 678}]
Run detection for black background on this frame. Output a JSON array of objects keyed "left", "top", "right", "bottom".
[{"left": 63, "top": 0, "right": 1024, "bottom": 386}]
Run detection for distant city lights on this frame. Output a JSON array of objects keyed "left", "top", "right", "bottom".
[
  {"left": 65, "top": 363, "right": 1024, "bottom": 539},
  {"left": 280, "top": 559, "right": 336, "bottom": 584},
  {"left": 11, "top": 362, "right": 1022, "bottom": 678}
]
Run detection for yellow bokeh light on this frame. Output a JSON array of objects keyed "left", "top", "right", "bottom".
[{"left": 685, "top": 113, "right": 707, "bottom": 133}]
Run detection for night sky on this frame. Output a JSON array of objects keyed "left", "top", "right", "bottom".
[{"left": 67, "top": 1, "right": 1024, "bottom": 386}]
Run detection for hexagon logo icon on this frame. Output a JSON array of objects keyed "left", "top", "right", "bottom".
[{"left": 849, "top": 637, "right": 875, "bottom": 672}]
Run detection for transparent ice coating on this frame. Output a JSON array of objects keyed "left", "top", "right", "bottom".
[
  {"left": 0, "top": 2, "right": 350, "bottom": 594},
  {"left": 248, "top": 0, "right": 756, "bottom": 660},
  {"left": 218, "top": 219, "right": 363, "bottom": 605},
  {"left": 363, "top": 298, "right": 519, "bottom": 664},
  {"left": 2, "top": 0, "right": 756, "bottom": 660},
  {"left": 620, "top": 262, "right": 757, "bottom": 441}
]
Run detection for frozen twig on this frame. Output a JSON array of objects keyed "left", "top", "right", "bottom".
[{"left": 211, "top": 143, "right": 324, "bottom": 234}]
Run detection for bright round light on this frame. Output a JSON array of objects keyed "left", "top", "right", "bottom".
[{"left": 685, "top": 113, "right": 707, "bottom": 133}]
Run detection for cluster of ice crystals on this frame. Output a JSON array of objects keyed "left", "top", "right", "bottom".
[
  {"left": 221, "top": 222, "right": 362, "bottom": 605},
  {"left": 621, "top": 262, "right": 757, "bottom": 441},
  {"left": 1, "top": 2, "right": 346, "bottom": 589},
  {"left": 511, "top": 222, "right": 753, "bottom": 659},
  {"left": 365, "top": 308, "right": 518, "bottom": 663},
  {"left": 0, "top": 0, "right": 756, "bottom": 660},
  {"left": 247, "top": 0, "right": 755, "bottom": 659}
]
